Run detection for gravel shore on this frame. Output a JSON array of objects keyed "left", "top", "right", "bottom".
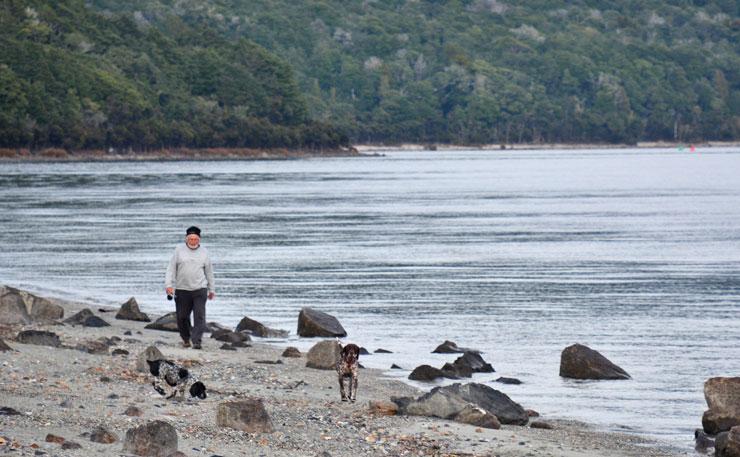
[{"left": 0, "top": 299, "right": 689, "bottom": 457}]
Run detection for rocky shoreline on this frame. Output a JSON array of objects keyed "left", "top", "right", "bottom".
[{"left": 0, "top": 286, "right": 696, "bottom": 456}]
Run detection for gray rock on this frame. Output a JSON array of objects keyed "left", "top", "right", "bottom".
[
  {"left": 0, "top": 406, "right": 21, "bottom": 415},
  {"left": 144, "top": 312, "right": 179, "bottom": 332},
  {"left": 0, "top": 286, "right": 32, "bottom": 324},
  {"left": 374, "top": 348, "right": 393, "bottom": 353},
  {"left": 452, "top": 351, "right": 494, "bottom": 374},
  {"left": 531, "top": 421, "right": 554, "bottom": 430},
  {"left": 236, "top": 316, "right": 288, "bottom": 338},
  {"left": 403, "top": 388, "right": 472, "bottom": 419},
  {"left": 438, "top": 383, "right": 529, "bottom": 425},
  {"left": 82, "top": 315, "right": 110, "bottom": 327},
  {"left": 211, "top": 329, "right": 251, "bottom": 343},
  {"left": 408, "top": 364, "right": 457, "bottom": 382},
  {"left": 28, "top": 296, "right": 64, "bottom": 322},
  {"left": 90, "top": 426, "right": 118, "bottom": 444},
  {"left": 136, "top": 346, "right": 165, "bottom": 373},
  {"left": 297, "top": 307, "right": 346, "bottom": 337},
  {"left": 496, "top": 377, "right": 522, "bottom": 385},
  {"left": 16, "top": 330, "right": 61, "bottom": 347},
  {"left": 64, "top": 308, "right": 94, "bottom": 325},
  {"left": 0, "top": 338, "right": 14, "bottom": 352},
  {"left": 116, "top": 297, "right": 151, "bottom": 322},
  {"left": 432, "top": 340, "right": 480, "bottom": 354},
  {"left": 122, "top": 420, "right": 178, "bottom": 457},
  {"left": 559, "top": 343, "right": 630, "bottom": 380},
  {"left": 216, "top": 399, "right": 274, "bottom": 433},
  {"left": 281, "top": 347, "right": 301, "bottom": 358},
  {"left": 305, "top": 340, "right": 340, "bottom": 370},
  {"left": 112, "top": 348, "right": 130, "bottom": 356},
  {"left": 61, "top": 441, "right": 82, "bottom": 450},
  {"left": 124, "top": 406, "right": 144, "bottom": 417}
]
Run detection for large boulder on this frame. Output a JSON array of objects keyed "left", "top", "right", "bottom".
[
  {"left": 438, "top": 383, "right": 529, "bottom": 425},
  {"left": 0, "top": 286, "right": 65, "bottom": 324},
  {"left": 136, "top": 346, "right": 165, "bottom": 373},
  {"left": 144, "top": 313, "right": 179, "bottom": 332},
  {"left": 116, "top": 297, "right": 151, "bottom": 322},
  {"left": 16, "top": 330, "right": 61, "bottom": 347},
  {"left": 559, "top": 344, "right": 630, "bottom": 380},
  {"left": 716, "top": 427, "right": 740, "bottom": 457},
  {"left": 398, "top": 388, "right": 501, "bottom": 429},
  {"left": 297, "top": 307, "right": 346, "bottom": 337},
  {"left": 0, "top": 286, "right": 32, "bottom": 324},
  {"left": 122, "top": 420, "right": 178, "bottom": 457},
  {"left": 403, "top": 388, "right": 474, "bottom": 419},
  {"left": 432, "top": 340, "right": 481, "bottom": 354},
  {"left": 236, "top": 316, "right": 288, "bottom": 338},
  {"left": 28, "top": 297, "right": 64, "bottom": 322},
  {"left": 408, "top": 364, "right": 457, "bottom": 382},
  {"left": 216, "top": 400, "right": 274, "bottom": 433},
  {"left": 64, "top": 308, "right": 95, "bottom": 325},
  {"left": 706, "top": 377, "right": 740, "bottom": 410},
  {"left": 305, "top": 340, "right": 340, "bottom": 370}
]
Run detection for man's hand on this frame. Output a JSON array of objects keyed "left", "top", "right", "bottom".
[
  {"left": 166, "top": 287, "right": 174, "bottom": 296},
  {"left": 208, "top": 291, "right": 215, "bottom": 300}
]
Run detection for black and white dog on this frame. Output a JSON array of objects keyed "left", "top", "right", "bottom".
[{"left": 147, "top": 359, "right": 207, "bottom": 400}]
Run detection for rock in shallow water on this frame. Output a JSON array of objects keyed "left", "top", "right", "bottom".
[
  {"left": 236, "top": 316, "right": 288, "bottom": 338},
  {"left": 559, "top": 343, "right": 630, "bottom": 380},
  {"left": 297, "top": 307, "right": 346, "bottom": 337}
]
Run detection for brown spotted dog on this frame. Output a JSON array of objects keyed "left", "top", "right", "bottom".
[{"left": 336, "top": 343, "right": 360, "bottom": 402}]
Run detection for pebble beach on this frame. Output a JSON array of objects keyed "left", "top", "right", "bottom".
[{"left": 0, "top": 292, "right": 691, "bottom": 457}]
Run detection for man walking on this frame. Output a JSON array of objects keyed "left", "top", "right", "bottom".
[{"left": 165, "top": 226, "right": 215, "bottom": 349}]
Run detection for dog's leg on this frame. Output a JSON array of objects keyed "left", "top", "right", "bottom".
[
  {"left": 350, "top": 372, "right": 358, "bottom": 402},
  {"left": 166, "top": 388, "right": 177, "bottom": 400},
  {"left": 152, "top": 381, "right": 166, "bottom": 396},
  {"left": 338, "top": 373, "right": 348, "bottom": 401}
]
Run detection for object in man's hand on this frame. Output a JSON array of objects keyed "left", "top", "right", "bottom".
[{"left": 167, "top": 294, "right": 173, "bottom": 301}]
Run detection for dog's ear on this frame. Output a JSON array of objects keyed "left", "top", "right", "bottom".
[
  {"left": 147, "top": 359, "right": 160, "bottom": 376},
  {"left": 190, "top": 381, "right": 207, "bottom": 399},
  {"left": 177, "top": 368, "right": 189, "bottom": 380}
]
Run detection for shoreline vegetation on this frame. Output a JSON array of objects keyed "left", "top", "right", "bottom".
[
  {"left": 0, "top": 287, "right": 687, "bottom": 456},
  {"left": 0, "top": 141, "right": 737, "bottom": 163}
]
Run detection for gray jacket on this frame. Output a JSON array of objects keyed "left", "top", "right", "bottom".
[{"left": 165, "top": 244, "right": 215, "bottom": 292}]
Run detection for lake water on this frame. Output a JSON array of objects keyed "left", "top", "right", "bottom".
[{"left": 1, "top": 148, "right": 739, "bottom": 452}]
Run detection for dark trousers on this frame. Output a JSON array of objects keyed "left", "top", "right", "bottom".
[{"left": 174, "top": 288, "right": 207, "bottom": 345}]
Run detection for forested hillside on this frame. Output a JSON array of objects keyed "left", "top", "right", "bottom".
[
  {"left": 0, "top": 0, "right": 347, "bottom": 150},
  {"left": 91, "top": 0, "right": 739, "bottom": 145},
  {"left": 1, "top": 1, "right": 738, "bottom": 150}
]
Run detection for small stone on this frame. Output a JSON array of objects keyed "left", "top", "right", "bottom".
[
  {"left": 45, "top": 434, "right": 65, "bottom": 444},
  {"left": 90, "top": 427, "right": 118, "bottom": 444},
  {"left": 281, "top": 347, "right": 301, "bottom": 358},
  {"left": 61, "top": 441, "right": 82, "bottom": 449},
  {"left": 112, "top": 349, "right": 130, "bottom": 356},
  {"left": 530, "top": 421, "right": 554, "bottom": 430},
  {"left": 124, "top": 406, "right": 144, "bottom": 417},
  {"left": 100, "top": 376, "right": 112, "bottom": 383}
]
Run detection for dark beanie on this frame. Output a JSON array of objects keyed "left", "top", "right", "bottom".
[{"left": 186, "top": 226, "right": 201, "bottom": 236}]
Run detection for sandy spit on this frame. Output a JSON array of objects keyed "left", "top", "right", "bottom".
[{"left": 0, "top": 298, "right": 689, "bottom": 457}]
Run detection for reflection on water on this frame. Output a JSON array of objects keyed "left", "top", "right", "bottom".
[{"left": 2, "top": 148, "right": 740, "bottom": 451}]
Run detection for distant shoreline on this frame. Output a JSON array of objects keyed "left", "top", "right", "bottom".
[
  {"left": 355, "top": 140, "right": 740, "bottom": 152},
  {"left": 0, "top": 147, "right": 364, "bottom": 163},
  {"left": 1, "top": 141, "right": 738, "bottom": 163}
]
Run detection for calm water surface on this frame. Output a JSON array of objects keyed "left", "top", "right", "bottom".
[{"left": 1, "top": 148, "right": 739, "bottom": 452}]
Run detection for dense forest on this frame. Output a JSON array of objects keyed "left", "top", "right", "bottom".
[
  {"left": 0, "top": 0, "right": 347, "bottom": 150},
  {"left": 1, "top": 0, "right": 739, "bottom": 150}
]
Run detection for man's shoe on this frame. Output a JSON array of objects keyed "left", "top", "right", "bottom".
[
  {"left": 192, "top": 343, "right": 202, "bottom": 350},
  {"left": 182, "top": 340, "right": 191, "bottom": 348}
]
